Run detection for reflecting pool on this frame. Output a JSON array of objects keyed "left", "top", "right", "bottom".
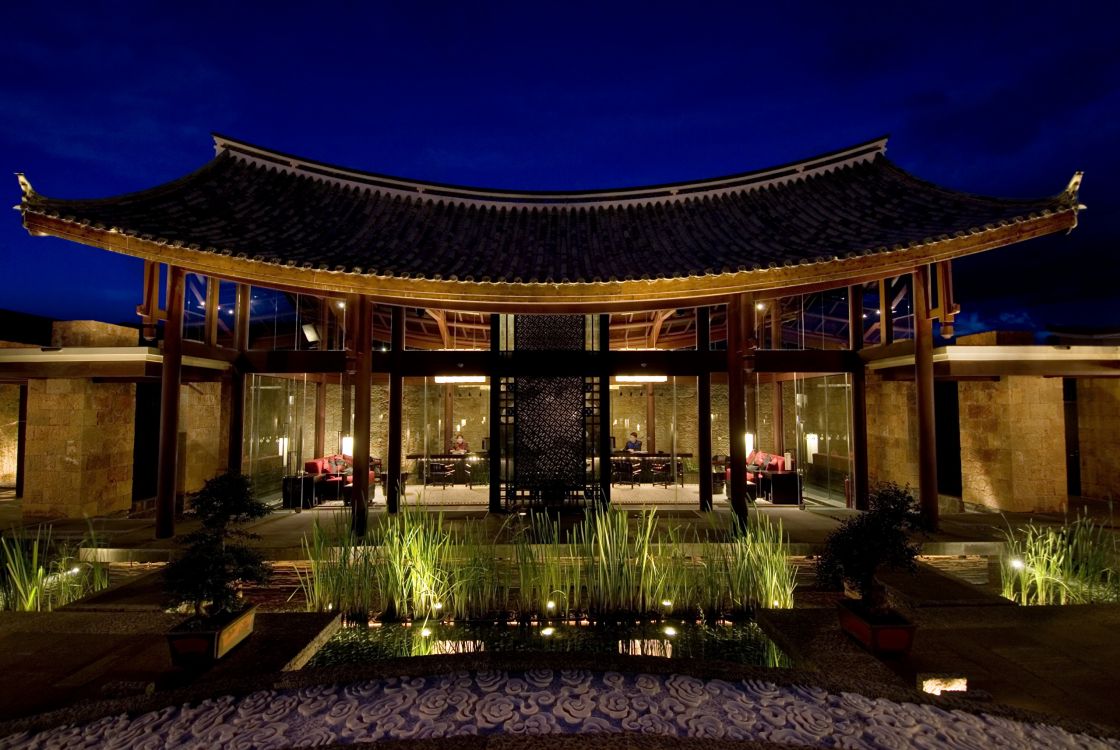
[{"left": 309, "top": 620, "right": 788, "bottom": 668}]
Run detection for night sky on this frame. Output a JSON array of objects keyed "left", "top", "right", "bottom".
[{"left": 2, "top": 2, "right": 1117, "bottom": 334}]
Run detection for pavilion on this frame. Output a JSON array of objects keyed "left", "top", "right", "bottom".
[{"left": 5, "top": 134, "right": 1095, "bottom": 538}]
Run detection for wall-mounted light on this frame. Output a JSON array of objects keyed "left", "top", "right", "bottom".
[
  {"left": 744, "top": 432, "right": 754, "bottom": 455},
  {"left": 434, "top": 375, "right": 486, "bottom": 384},
  {"left": 805, "top": 433, "right": 819, "bottom": 460},
  {"left": 278, "top": 436, "right": 288, "bottom": 457},
  {"left": 615, "top": 375, "right": 668, "bottom": 383},
  {"left": 341, "top": 435, "right": 354, "bottom": 455}
]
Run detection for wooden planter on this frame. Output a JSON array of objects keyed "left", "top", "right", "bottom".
[
  {"left": 167, "top": 605, "right": 257, "bottom": 667},
  {"left": 837, "top": 599, "right": 916, "bottom": 656}
]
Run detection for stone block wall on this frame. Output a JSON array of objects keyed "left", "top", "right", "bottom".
[
  {"left": 865, "top": 372, "right": 920, "bottom": 490},
  {"left": 180, "top": 382, "right": 222, "bottom": 494},
  {"left": 22, "top": 379, "right": 135, "bottom": 519},
  {"left": 0, "top": 384, "right": 19, "bottom": 486},
  {"left": 1077, "top": 378, "right": 1120, "bottom": 501},
  {"left": 957, "top": 376, "right": 1066, "bottom": 513},
  {"left": 51, "top": 320, "right": 138, "bottom": 347}
]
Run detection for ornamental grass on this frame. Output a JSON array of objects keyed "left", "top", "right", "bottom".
[
  {"left": 1000, "top": 511, "right": 1119, "bottom": 606},
  {"left": 297, "top": 508, "right": 797, "bottom": 623}
]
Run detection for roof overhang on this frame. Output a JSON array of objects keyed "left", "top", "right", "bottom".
[
  {"left": 867, "top": 344, "right": 1120, "bottom": 379},
  {"left": 0, "top": 346, "right": 231, "bottom": 380},
  {"left": 21, "top": 209, "right": 1077, "bottom": 313}
]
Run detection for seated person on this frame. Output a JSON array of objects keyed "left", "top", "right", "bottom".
[
  {"left": 624, "top": 432, "right": 643, "bottom": 452},
  {"left": 450, "top": 433, "right": 470, "bottom": 454}
]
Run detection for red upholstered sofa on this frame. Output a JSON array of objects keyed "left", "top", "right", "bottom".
[
  {"left": 304, "top": 454, "right": 378, "bottom": 503},
  {"left": 726, "top": 450, "right": 794, "bottom": 502}
]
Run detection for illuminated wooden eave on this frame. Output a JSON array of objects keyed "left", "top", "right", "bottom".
[{"left": 19, "top": 209, "right": 1079, "bottom": 314}]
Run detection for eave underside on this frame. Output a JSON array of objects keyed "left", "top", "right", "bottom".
[{"left": 21, "top": 210, "right": 1077, "bottom": 312}]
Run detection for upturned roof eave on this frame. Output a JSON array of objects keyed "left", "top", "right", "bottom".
[{"left": 20, "top": 208, "right": 1078, "bottom": 313}]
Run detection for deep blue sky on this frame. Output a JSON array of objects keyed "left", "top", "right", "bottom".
[{"left": 2, "top": 1, "right": 1118, "bottom": 333}]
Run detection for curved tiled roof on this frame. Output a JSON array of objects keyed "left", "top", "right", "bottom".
[{"left": 18, "top": 136, "right": 1080, "bottom": 310}]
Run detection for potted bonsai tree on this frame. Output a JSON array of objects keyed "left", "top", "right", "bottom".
[
  {"left": 164, "top": 472, "right": 270, "bottom": 666},
  {"left": 815, "top": 482, "right": 927, "bottom": 655}
]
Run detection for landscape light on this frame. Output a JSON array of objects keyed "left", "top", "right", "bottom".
[
  {"left": 663, "top": 626, "right": 677, "bottom": 637},
  {"left": 541, "top": 627, "right": 555, "bottom": 636}
]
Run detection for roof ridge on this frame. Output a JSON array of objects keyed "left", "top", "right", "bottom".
[{"left": 211, "top": 133, "right": 890, "bottom": 209}]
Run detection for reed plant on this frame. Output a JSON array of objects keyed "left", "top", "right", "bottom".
[
  {"left": 297, "top": 506, "right": 797, "bottom": 623},
  {"left": 447, "top": 521, "right": 507, "bottom": 621},
  {"left": 0, "top": 524, "right": 110, "bottom": 612},
  {"left": 1001, "top": 512, "right": 1118, "bottom": 605}
]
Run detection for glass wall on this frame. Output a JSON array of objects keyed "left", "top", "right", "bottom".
[
  {"left": 608, "top": 376, "right": 698, "bottom": 502},
  {"left": 786, "top": 373, "right": 853, "bottom": 506},
  {"left": 247, "top": 288, "right": 349, "bottom": 351},
  {"left": 243, "top": 372, "right": 389, "bottom": 501},
  {"left": 402, "top": 377, "right": 490, "bottom": 504}
]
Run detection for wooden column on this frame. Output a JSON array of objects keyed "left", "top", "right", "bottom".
[
  {"left": 878, "top": 277, "right": 895, "bottom": 345},
  {"left": 442, "top": 385, "right": 454, "bottom": 452},
  {"left": 203, "top": 276, "right": 219, "bottom": 346},
  {"left": 726, "top": 294, "right": 750, "bottom": 525},
  {"left": 314, "top": 299, "right": 328, "bottom": 459},
  {"left": 15, "top": 384, "right": 27, "bottom": 499},
  {"left": 156, "top": 266, "right": 185, "bottom": 539},
  {"left": 848, "top": 284, "right": 870, "bottom": 511},
  {"left": 227, "top": 283, "right": 250, "bottom": 475},
  {"left": 770, "top": 311, "right": 784, "bottom": 455},
  {"left": 314, "top": 380, "right": 327, "bottom": 459},
  {"left": 913, "top": 266, "right": 939, "bottom": 529},
  {"left": 645, "top": 384, "right": 656, "bottom": 453},
  {"left": 489, "top": 315, "right": 503, "bottom": 513},
  {"left": 351, "top": 296, "right": 372, "bottom": 537},
  {"left": 386, "top": 306, "right": 404, "bottom": 514},
  {"left": 598, "top": 313, "right": 612, "bottom": 508},
  {"left": 744, "top": 297, "right": 758, "bottom": 449},
  {"left": 697, "top": 308, "right": 713, "bottom": 511}
]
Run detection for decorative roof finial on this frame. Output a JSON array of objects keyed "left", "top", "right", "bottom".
[
  {"left": 1064, "top": 171, "right": 1083, "bottom": 200},
  {"left": 15, "top": 173, "right": 35, "bottom": 198}
]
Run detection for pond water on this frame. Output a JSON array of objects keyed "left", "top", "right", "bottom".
[{"left": 308, "top": 620, "right": 788, "bottom": 668}]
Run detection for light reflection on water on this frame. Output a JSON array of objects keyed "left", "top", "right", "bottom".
[{"left": 309, "top": 620, "right": 788, "bottom": 668}]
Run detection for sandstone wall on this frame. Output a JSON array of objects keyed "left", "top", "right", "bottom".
[
  {"left": 865, "top": 373, "right": 920, "bottom": 490},
  {"left": 0, "top": 385, "right": 20, "bottom": 487},
  {"left": 180, "top": 382, "right": 222, "bottom": 494},
  {"left": 22, "top": 379, "right": 135, "bottom": 519},
  {"left": 958, "top": 376, "right": 1066, "bottom": 513},
  {"left": 1077, "top": 378, "right": 1120, "bottom": 501},
  {"left": 51, "top": 321, "right": 138, "bottom": 347}
]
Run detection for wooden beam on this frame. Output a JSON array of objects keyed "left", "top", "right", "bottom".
[
  {"left": 426, "top": 308, "right": 451, "bottom": 348},
  {"left": 913, "top": 265, "right": 939, "bottom": 530},
  {"left": 203, "top": 276, "right": 219, "bottom": 345},
  {"left": 697, "top": 307, "right": 713, "bottom": 512},
  {"left": 648, "top": 309, "right": 675, "bottom": 348},
  {"left": 849, "top": 284, "right": 869, "bottom": 510},
  {"left": 352, "top": 296, "right": 372, "bottom": 537},
  {"left": 727, "top": 294, "right": 750, "bottom": 525},
  {"left": 489, "top": 314, "right": 503, "bottom": 513},
  {"left": 386, "top": 306, "right": 405, "bottom": 514},
  {"left": 598, "top": 313, "right": 612, "bottom": 509},
  {"left": 155, "top": 266, "right": 185, "bottom": 539}
]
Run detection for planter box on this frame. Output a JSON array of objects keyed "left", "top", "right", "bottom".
[
  {"left": 167, "top": 605, "right": 257, "bottom": 667},
  {"left": 837, "top": 599, "right": 915, "bottom": 656}
]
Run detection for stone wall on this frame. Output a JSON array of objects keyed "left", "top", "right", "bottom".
[
  {"left": 865, "top": 372, "right": 920, "bottom": 490},
  {"left": 51, "top": 321, "right": 138, "bottom": 347},
  {"left": 180, "top": 382, "right": 222, "bottom": 494},
  {"left": 22, "top": 379, "right": 135, "bottom": 519},
  {"left": 1077, "top": 378, "right": 1120, "bottom": 501},
  {"left": 957, "top": 376, "right": 1066, "bottom": 513},
  {"left": 0, "top": 384, "right": 19, "bottom": 487}
]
